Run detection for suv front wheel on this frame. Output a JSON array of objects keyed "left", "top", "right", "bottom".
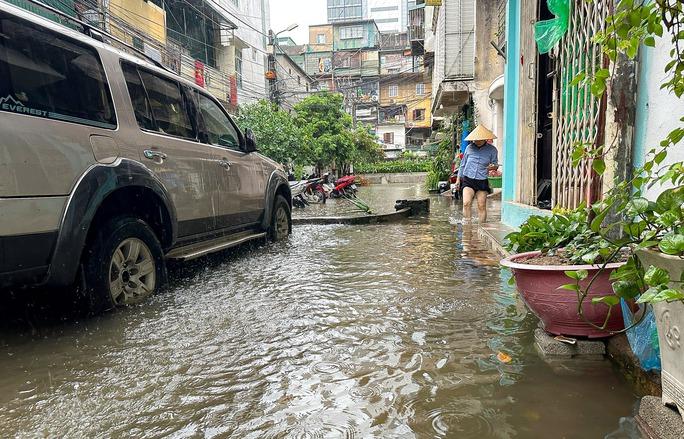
[
  {"left": 81, "top": 216, "right": 166, "bottom": 314},
  {"left": 269, "top": 195, "right": 292, "bottom": 241}
]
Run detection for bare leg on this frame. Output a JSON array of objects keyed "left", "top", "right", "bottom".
[
  {"left": 462, "top": 187, "right": 475, "bottom": 221},
  {"left": 476, "top": 190, "right": 488, "bottom": 223}
]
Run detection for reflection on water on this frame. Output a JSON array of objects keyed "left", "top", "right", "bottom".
[{"left": 0, "top": 184, "right": 639, "bottom": 438}]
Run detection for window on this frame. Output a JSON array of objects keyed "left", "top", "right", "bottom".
[
  {"left": 317, "top": 34, "right": 326, "bottom": 44},
  {"left": 0, "top": 12, "right": 116, "bottom": 129},
  {"left": 252, "top": 48, "right": 257, "bottom": 61},
  {"left": 340, "top": 25, "right": 364, "bottom": 39},
  {"left": 137, "top": 69, "right": 196, "bottom": 139},
  {"left": 383, "top": 132, "right": 394, "bottom": 144},
  {"left": 413, "top": 109, "right": 426, "bottom": 121},
  {"left": 236, "top": 50, "right": 243, "bottom": 88},
  {"left": 196, "top": 92, "right": 240, "bottom": 149},
  {"left": 388, "top": 85, "right": 399, "bottom": 97},
  {"left": 122, "top": 63, "right": 155, "bottom": 131},
  {"left": 298, "top": 76, "right": 301, "bottom": 85},
  {"left": 416, "top": 83, "right": 426, "bottom": 95},
  {"left": 132, "top": 35, "right": 144, "bottom": 51}
]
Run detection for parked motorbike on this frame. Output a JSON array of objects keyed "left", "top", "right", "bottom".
[
  {"left": 289, "top": 180, "right": 309, "bottom": 208},
  {"left": 331, "top": 175, "right": 358, "bottom": 198},
  {"left": 302, "top": 177, "right": 327, "bottom": 204}
]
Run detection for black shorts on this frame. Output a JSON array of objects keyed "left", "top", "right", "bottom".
[{"left": 461, "top": 176, "right": 492, "bottom": 194}]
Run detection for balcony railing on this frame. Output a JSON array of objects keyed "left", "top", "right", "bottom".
[{"left": 408, "top": 7, "right": 425, "bottom": 42}]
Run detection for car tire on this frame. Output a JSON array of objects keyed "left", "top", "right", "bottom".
[
  {"left": 80, "top": 216, "right": 166, "bottom": 314},
  {"left": 269, "top": 195, "right": 292, "bottom": 241}
]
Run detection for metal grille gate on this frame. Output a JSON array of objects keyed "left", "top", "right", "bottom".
[{"left": 552, "top": 0, "right": 612, "bottom": 209}]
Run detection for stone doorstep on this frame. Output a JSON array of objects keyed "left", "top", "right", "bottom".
[
  {"left": 477, "top": 222, "right": 514, "bottom": 260},
  {"left": 636, "top": 396, "right": 684, "bottom": 439},
  {"left": 534, "top": 328, "right": 606, "bottom": 360}
]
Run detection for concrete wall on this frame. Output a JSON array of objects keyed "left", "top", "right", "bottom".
[
  {"left": 360, "top": 172, "right": 428, "bottom": 184},
  {"left": 633, "top": 36, "right": 684, "bottom": 201},
  {"left": 109, "top": 0, "right": 166, "bottom": 44},
  {"left": 471, "top": 0, "right": 505, "bottom": 150}
]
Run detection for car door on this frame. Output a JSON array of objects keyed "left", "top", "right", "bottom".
[
  {"left": 121, "top": 63, "right": 220, "bottom": 238},
  {"left": 194, "top": 92, "right": 265, "bottom": 228}
]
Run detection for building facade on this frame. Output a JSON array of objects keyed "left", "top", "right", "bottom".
[
  {"left": 327, "top": 0, "right": 366, "bottom": 23},
  {"left": 499, "top": 0, "right": 683, "bottom": 229},
  {"left": 274, "top": 51, "right": 317, "bottom": 110}
]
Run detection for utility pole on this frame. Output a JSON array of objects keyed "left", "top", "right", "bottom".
[
  {"left": 267, "top": 30, "right": 278, "bottom": 106},
  {"left": 267, "top": 24, "right": 298, "bottom": 107}
]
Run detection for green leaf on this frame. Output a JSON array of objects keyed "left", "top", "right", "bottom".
[
  {"left": 591, "top": 204, "right": 611, "bottom": 233},
  {"left": 572, "top": 269, "right": 588, "bottom": 281},
  {"left": 612, "top": 280, "right": 641, "bottom": 300},
  {"left": 592, "top": 159, "right": 606, "bottom": 175},
  {"left": 659, "top": 234, "right": 684, "bottom": 255},
  {"left": 595, "top": 68, "right": 610, "bottom": 79},
  {"left": 644, "top": 265, "right": 670, "bottom": 287},
  {"left": 654, "top": 150, "right": 667, "bottom": 164},
  {"left": 656, "top": 186, "right": 684, "bottom": 211},
  {"left": 654, "top": 289, "right": 684, "bottom": 303},
  {"left": 636, "top": 286, "right": 663, "bottom": 304},
  {"left": 581, "top": 251, "right": 600, "bottom": 264},
  {"left": 626, "top": 197, "right": 650, "bottom": 215},
  {"left": 559, "top": 283, "right": 580, "bottom": 292},
  {"left": 591, "top": 78, "right": 607, "bottom": 97},
  {"left": 569, "top": 72, "right": 586, "bottom": 86},
  {"left": 644, "top": 36, "right": 655, "bottom": 47},
  {"left": 592, "top": 295, "right": 621, "bottom": 306}
]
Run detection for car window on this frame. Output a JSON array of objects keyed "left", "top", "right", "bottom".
[
  {"left": 121, "top": 63, "right": 155, "bottom": 131},
  {"left": 137, "top": 69, "right": 196, "bottom": 140},
  {"left": 0, "top": 11, "right": 116, "bottom": 129},
  {"left": 196, "top": 92, "right": 240, "bottom": 149}
]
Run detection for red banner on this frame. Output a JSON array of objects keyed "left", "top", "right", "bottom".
[{"left": 194, "top": 60, "right": 205, "bottom": 88}]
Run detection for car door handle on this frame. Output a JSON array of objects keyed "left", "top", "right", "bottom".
[
  {"left": 144, "top": 149, "right": 167, "bottom": 161},
  {"left": 218, "top": 159, "right": 233, "bottom": 169}
]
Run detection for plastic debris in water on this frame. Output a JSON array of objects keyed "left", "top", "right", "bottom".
[{"left": 496, "top": 352, "right": 512, "bottom": 363}]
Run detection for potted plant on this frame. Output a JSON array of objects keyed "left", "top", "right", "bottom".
[{"left": 501, "top": 207, "right": 628, "bottom": 338}]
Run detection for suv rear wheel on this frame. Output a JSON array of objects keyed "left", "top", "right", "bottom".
[
  {"left": 81, "top": 216, "right": 166, "bottom": 313},
  {"left": 269, "top": 195, "right": 292, "bottom": 241}
]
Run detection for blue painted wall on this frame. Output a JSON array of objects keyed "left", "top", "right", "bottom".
[
  {"left": 501, "top": 0, "right": 530, "bottom": 229},
  {"left": 501, "top": 0, "right": 520, "bottom": 204},
  {"left": 632, "top": 45, "right": 653, "bottom": 170}
]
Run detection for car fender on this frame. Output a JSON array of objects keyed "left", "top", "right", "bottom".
[
  {"left": 261, "top": 169, "right": 291, "bottom": 230},
  {"left": 45, "top": 159, "right": 177, "bottom": 287}
]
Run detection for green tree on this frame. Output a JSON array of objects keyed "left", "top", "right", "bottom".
[
  {"left": 294, "top": 92, "right": 355, "bottom": 173},
  {"left": 352, "top": 123, "right": 384, "bottom": 164},
  {"left": 236, "top": 100, "right": 310, "bottom": 166}
]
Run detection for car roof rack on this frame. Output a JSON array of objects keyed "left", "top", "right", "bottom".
[{"left": 19, "top": 0, "right": 176, "bottom": 75}]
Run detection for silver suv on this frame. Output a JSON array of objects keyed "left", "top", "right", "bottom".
[{"left": 0, "top": 3, "right": 292, "bottom": 312}]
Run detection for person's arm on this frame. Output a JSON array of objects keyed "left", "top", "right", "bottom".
[
  {"left": 459, "top": 148, "right": 468, "bottom": 178},
  {"left": 488, "top": 146, "right": 499, "bottom": 170}
]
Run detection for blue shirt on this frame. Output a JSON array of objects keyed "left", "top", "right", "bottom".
[{"left": 459, "top": 143, "right": 498, "bottom": 180}]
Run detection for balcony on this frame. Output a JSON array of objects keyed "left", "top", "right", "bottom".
[{"left": 408, "top": 6, "right": 425, "bottom": 56}]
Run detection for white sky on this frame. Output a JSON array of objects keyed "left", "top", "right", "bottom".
[{"left": 269, "top": 0, "right": 327, "bottom": 45}]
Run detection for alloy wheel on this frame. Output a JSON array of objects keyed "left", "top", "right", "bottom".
[{"left": 108, "top": 238, "right": 156, "bottom": 306}]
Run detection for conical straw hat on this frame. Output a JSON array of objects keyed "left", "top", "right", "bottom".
[{"left": 465, "top": 124, "right": 497, "bottom": 141}]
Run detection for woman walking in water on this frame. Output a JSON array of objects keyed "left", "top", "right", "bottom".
[{"left": 455, "top": 125, "right": 499, "bottom": 223}]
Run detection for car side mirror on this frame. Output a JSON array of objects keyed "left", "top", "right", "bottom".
[{"left": 244, "top": 129, "right": 257, "bottom": 153}]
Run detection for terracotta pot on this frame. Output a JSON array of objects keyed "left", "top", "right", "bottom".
[
  {"left": 501, "top": 251, "right": 626, "bottom": 338},
  {"left": 636, "top": 249, "right": 684, "bottom": 421}
]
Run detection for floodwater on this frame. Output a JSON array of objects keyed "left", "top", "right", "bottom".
[{"left": 0, "top": 184, "right": 641, "bottom": 438}]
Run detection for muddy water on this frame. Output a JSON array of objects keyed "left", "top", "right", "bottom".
[{"left": 0, "top": 184, "right": 640, "bottom": 438}]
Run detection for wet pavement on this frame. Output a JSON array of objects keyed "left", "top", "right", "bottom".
[{"left": 0, "top": 184, "right": 641, "bottom": 438}]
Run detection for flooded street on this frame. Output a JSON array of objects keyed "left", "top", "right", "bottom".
[{"left": 0, "top": 184, "right": 640, "bottom": 438}]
